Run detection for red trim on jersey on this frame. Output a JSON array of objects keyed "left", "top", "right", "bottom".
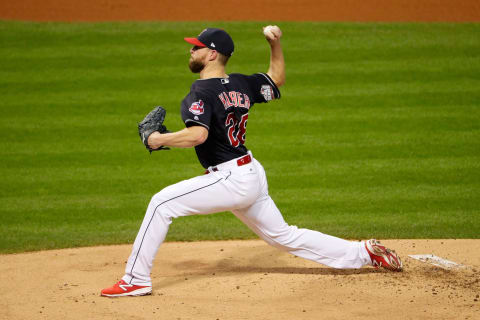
[{"left": 184, "top": 38, "right": 207, "bottom": 47}]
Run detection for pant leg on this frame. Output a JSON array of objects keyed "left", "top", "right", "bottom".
[
  {"left": 232, "top": 160, "right": 371, "bottom": 269},
  {"left": 123, "top": 163, "right": 260, "bottom": 286}
]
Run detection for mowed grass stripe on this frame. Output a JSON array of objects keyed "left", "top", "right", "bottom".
[
  {"left": 3, "top": 56, "right": 479, "bottom": 85},
  {"left": 3, "top": 74, "right": 479, "bottom": 97},
  {"left": 1, "top": 90, "right": 478, "bottom": 114},
  {"left": 2, "top": 130, "right": 478, "bottom": 168},
  {"left": 0, "top": 21, "right": 479, "bottom": 253},
  {"left": 1, "top": 104, "right": 479, "bottom": 129},
  {"left": 2, "top": 182, "right": 477, "bottom": 213}
]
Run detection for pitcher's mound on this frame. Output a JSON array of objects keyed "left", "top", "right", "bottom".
[{"left": 1, "top": 239, "right": 479, "bottom": 319}]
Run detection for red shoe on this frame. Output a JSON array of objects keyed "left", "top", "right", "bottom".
[
  {"left": 100, "top": 279, "right": 152, "bottom": 297},
  {"left": 365, "top": 239, "right": 403, "bottom": 272}
]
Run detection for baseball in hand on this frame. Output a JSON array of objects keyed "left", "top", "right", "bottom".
[{"left": 263, "top": 25, "right": 282, "bottom": 41}]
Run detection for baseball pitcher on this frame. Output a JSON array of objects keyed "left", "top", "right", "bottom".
[{"left": 101, "top": 26, "right": 402, "bottom": 297}]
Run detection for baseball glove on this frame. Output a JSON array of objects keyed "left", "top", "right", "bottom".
[{"left": 138, "top": 106, "right": 170, "bottom": 153}]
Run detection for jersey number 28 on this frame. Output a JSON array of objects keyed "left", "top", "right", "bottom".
[{"left": 225, "top": 112, "right": 248, "bottom": 147}]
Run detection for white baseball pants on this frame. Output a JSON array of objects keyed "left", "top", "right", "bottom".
[{"left": 122, "top": 153, "right": 372, "bottom": 286}]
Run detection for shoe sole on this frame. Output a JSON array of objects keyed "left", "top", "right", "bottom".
[{"left": 101, "top": 287, "right": 152, "bottom": 297}]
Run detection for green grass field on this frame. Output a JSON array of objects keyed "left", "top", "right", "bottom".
[{"left": 1, "top": 21, "right": 479, "bottom": 253}]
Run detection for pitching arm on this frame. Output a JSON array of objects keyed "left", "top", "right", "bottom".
[{"left": 264, "top": 25, "right": 285, "bottom": 88}]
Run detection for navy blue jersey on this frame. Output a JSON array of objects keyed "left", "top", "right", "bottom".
[{"left": 181, "top": 73, "right": 280, "bottom": 168}]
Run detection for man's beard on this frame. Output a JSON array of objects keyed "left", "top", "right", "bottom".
[{"left": 189, "top": 57, "right": 205, "bottom": 73}]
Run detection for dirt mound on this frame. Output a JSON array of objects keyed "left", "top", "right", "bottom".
[{"left": 1, "top": 239, "right": 479, "bottom": 319}]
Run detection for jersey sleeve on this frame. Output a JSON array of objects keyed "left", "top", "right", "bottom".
[
  {"left": 246, "top": 73, "right": 281, "bottom": 103},
  {"left": 181, "top": 91, "right": 212, "bottom": 130}
]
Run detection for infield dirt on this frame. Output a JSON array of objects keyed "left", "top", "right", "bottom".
[{"left": 1, "top": 240, "right": 479, "bottom": 320}]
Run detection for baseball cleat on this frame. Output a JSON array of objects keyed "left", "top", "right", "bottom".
[
  {"left": 365, "top": 239, "right": 403, "bottom": 272},
  {"left": 100, "top": 280, "right": 152, "bottom": 297}
]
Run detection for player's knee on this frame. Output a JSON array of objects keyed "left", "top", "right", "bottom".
[
  {"left": 149, "top": 191, "right": 172, "bottom": 213},
  {"left": 150, "top": 191, "right": 166, "bottom": 207},
  {"left": 150, "top": 189, "right": 184, "bottom": 219},
  {"left": 150, "top": 184, "right": 178, "bottom": 203}
]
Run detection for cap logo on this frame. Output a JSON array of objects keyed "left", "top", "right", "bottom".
[{"left": 210, "top": 42, "right": 215, "bottom": 47}]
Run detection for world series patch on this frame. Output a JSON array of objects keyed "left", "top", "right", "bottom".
[
  {"left": 189, "top": 100, "right": 205, "bottom": 115},
  {"left": 260, "top": 85, "right": 273, "bottom": 101}
]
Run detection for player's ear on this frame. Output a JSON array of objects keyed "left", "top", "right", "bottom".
[{"left": 208, "top": 50, "right": 218, "bottom": 62}]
